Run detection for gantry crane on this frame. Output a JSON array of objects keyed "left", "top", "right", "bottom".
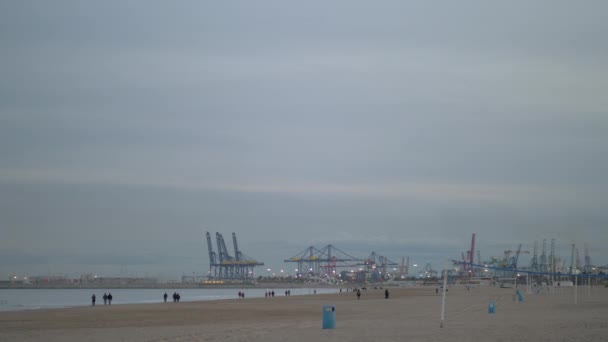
[
  {"left": 284, "top": 245, "right": 362, "bottom": 278},
  {"left": 205, "top": 232, "right": 264, "bottom": 280}
]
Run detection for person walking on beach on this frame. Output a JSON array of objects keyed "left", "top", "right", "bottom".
[
  {"left": 163, "top": 292, "right": 168, "bottom": 303},
  {"left": 385, "top": 289, "right": 389, "bottom": 299},
  {"left": 356, "top": 289, "right": 361, "bottom": 300},
  {"left": 91, "top": 294, "right": 96, "bottom": 306},
  {"left": 103, "top": 293, "right": 108, "bottom": 305},
  {"left": 108, "top": 293, "right": 113, "bottom": 305}
]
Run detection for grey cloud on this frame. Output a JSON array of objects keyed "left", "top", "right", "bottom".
[{"left": 1, "top": 1, "right": 607, "bottom": 278}]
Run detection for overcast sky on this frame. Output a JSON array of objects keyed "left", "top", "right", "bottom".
[{"left": 1, "top": 1, "right": 607, "bottom": 280}]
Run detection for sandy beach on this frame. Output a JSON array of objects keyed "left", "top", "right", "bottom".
[{"left": 1, "top": 286, "right": 607, "bottom": 342}]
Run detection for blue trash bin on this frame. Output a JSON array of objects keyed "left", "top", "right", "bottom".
[
  {"left": 322, "top": 305, "right": 336, "bottom": 329},
  {"left": 488, "top": 301, "right": 496, "bottom": 314}
]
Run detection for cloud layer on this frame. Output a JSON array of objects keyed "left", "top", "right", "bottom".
[{"left": 1, "top": 1, "right": 607, "bottom": 278}]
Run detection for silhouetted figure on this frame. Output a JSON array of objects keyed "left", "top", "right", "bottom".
[
  {"left": 108, "top": 293, "right": 113, "bottom": 305},
  {"left": 271, "top": 291, "right": 275, "bottom": 297},
  {"left": 103, "top": 293, "right": 108, "bottom": 305},
  {"left": 176, "top": 293, "right": 180, "bottom": 302},
  {"left": 436, "top": 288, "right": 439, "bottom": 294},
  {"left": 356, "top": 289, "right": 361, "bottom": 300},
  {"left": 385, "top": 289, "right": 389, "bottom": 299},
  {"left": 173, "top": 292, "right": 177, "bottom": 302},
  {"left": 163, "top": 292, "right": 168, "bottom": 303},
  {"left": 91, "top": 294, "right": 96, "bottom": 306}
]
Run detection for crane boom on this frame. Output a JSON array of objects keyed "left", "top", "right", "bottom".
[
  {"left": 513, "top": 244, "right": 522, "bottom": 268},
  {"left": 232, "top": 232, "right": 241, "bottom": 261},
  {"left": 206, "top": 231, "right": 217, "bottom": 264},
  {"left": 216, "top": 232, "right": 233, "bottom": 263}
]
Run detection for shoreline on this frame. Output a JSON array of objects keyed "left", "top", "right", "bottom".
[
  {"left": 0, "top": 282, "right": 348, "bottom": 290},
  {"left": 0, "top": 286, "right": 341, "bottom": 313}
]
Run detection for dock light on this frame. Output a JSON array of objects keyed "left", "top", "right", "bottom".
[{"left": 413, "top": 264, "right": 418, "bottom": 267}]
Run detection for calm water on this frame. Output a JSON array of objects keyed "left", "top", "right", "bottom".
[{"left": 0, "top": 287, "right": 338, "bottom": 312}]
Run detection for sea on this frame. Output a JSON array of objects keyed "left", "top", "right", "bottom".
[{"left": 0, "top": 287, "right": 339, "bottom": 312}]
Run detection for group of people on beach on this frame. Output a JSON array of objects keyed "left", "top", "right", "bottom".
[
  {"left": 237, "top": 291, "right": 245, "bottom": 299},
  {"left": 90, "top": 292, "right": 113, "bottom": 306},
  {"left": 162, "top": 292, "right": 181, "bottom": 302},
  {"left": 345, "top": 287, "right": 388, "bottom": 300},
  {"left": 349, "top": 287, "right": 364, "bottom": 300}
]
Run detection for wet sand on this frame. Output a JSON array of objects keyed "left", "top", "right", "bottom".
[{"left": 1, "top": 286, "right": 607, "bottom": 341}]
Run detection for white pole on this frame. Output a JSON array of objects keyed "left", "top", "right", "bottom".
[
  {"left": 440, "top": 265, "right": 448, "bottom": 328},
  {"left": 574, "top": 275, "right": 577, "bottom": 305}
]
